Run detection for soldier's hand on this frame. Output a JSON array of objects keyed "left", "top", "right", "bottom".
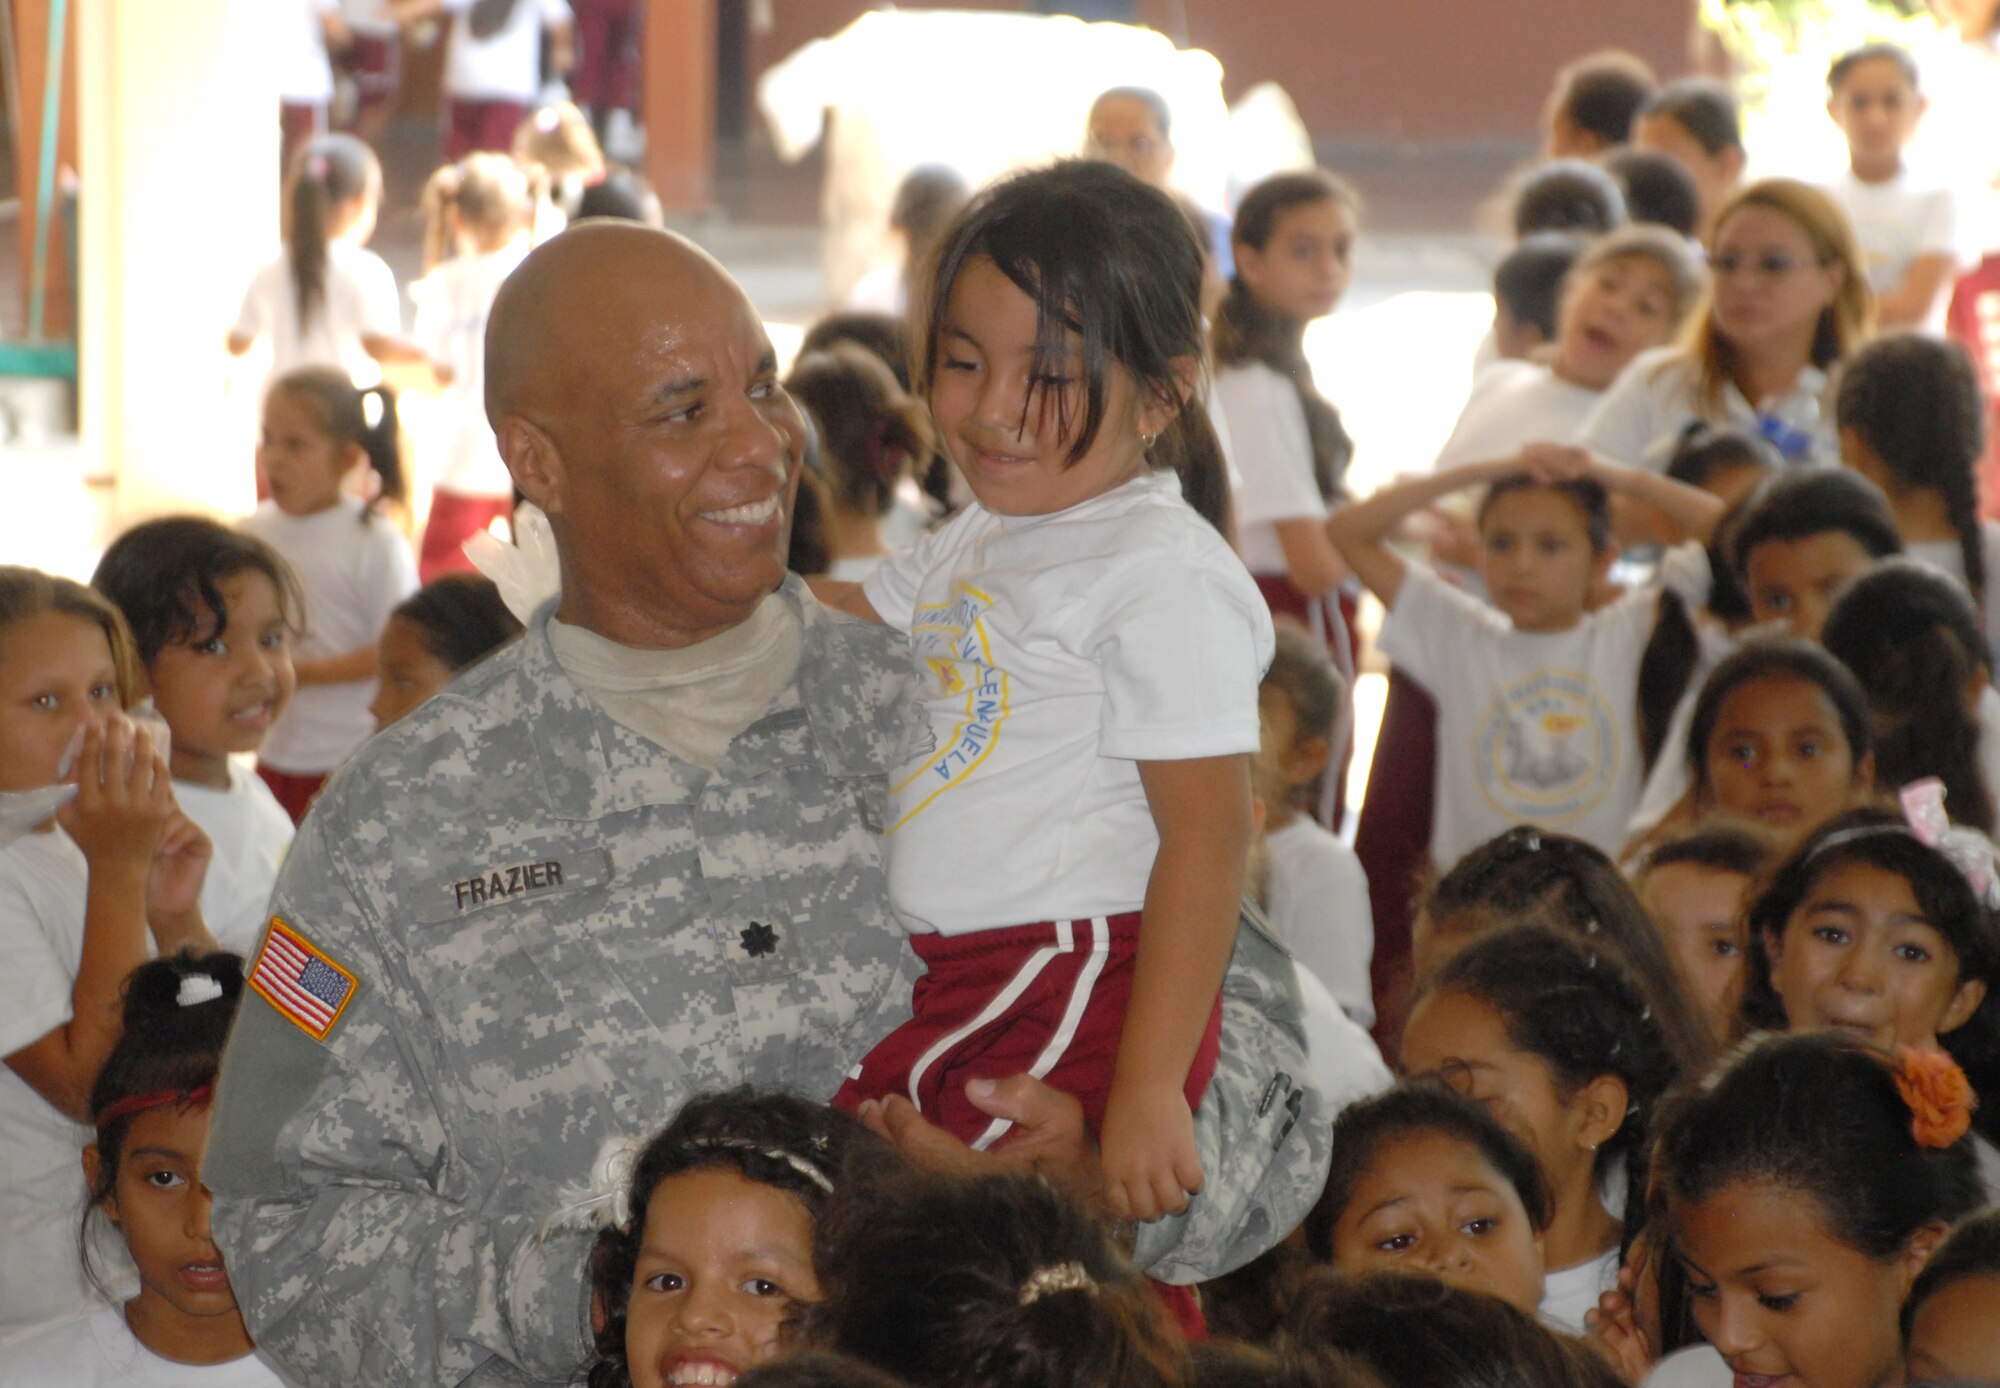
[{"left": 856, "top": 1075, "right": 1102, "bottom": 1214}]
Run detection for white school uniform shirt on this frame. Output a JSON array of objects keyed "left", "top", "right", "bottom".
[
  {"left": 1904, "top": 525, "right": 2000, "bottom": 663},
  {"left": 1626, "top": 621, "right": 1740, "bottom": 842},
  {"left": 1378, "top": 545, "right": 1711, "bottom": 870},
  {"left": 1827, "top": 168, "right": 1970, "bottom": 337},
  {"left": 1540, "top": 1245, "right": 1622, "bottom": 1337},
  {"left": 1213, "top": 360, "right": 1324, "bottom": 578},
  {"left": 175, "top": 764, "right": 294, "bottom": 956},
  {"left": 1262, "top": 816, "right": 1375, "bottom": 1027},
  {"left": 1431, "top": 359, "right": 1603, "bottom": 473},
  {"left": 277, "top": 0, "right": 338, "bottom": 104},
  {"left": 0, "top": 1303, "right": 286, "bottom": 1387},
  {"left": 231, "top": 241, "right": 402, "bottom": 387},
  {"left": 0, "top": 829, "right": 102, "bottom": 1334},
  {"left": 862, "top": 470, "right": 1274, "bottom": 934},
  {"left": 442, "top": 0, "right": 573, "bottom": 103},
  {"left": 1576, "top": 346, "right": 1837, "bottom": 473},
  {"left": 1644, "top": 1345, "right": 1729, "bottom": 1388},
  {"left": 241, "top": 499, "right": 419, "bottom": 776},
  {"left": 412, "top": 239, "right": 533, "bottom": 499}
]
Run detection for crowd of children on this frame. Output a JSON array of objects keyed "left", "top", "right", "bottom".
[{"left": 10, "top": 10, "right": 2000, "bottom": 1386}]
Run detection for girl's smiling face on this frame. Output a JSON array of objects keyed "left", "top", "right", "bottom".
[
  {"left": 1678, "top": 1179, "right": 1923, "bottom": 1388},
  {"left": 1701, "top": 677, "right": 1868, "bottom": 844},
  {"left": 1767, "top": 860, "right": 1987, "bottom": 1053},
  {"left": 1329, "top": 1129, "right": 1547, "bottom": 1314},
  {"left": 626, "top": 1168, "right": 819, "bottom": 1388}
]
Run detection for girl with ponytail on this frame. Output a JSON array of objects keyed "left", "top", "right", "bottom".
[{"left": 817, "top": 160, "right": 1274, "bottom": 1231}]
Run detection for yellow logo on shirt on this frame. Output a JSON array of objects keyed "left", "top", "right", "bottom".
[
  {"left": 1476, "top": 669, "right": 1618, "bottom": 824},
  {"left": 892, "top": 584, "right": 1010, "bottom": 830}
]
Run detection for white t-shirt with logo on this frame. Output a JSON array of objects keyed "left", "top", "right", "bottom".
[
  {"left": 863, "top": 471, "right": 1274, "bottom": 934},
  {"left": 231, "top": 241, "right": 402, "bottom": 388},
  {"left": 1432, "top": 359, "right": 1604, "bottom": 473},
  {"left": 1379, "top": 546, "right": 1710, "bottom": 869},
  {"left": 175, "top": 764, "right": 294, "bottom": 957},
  {"left": 0, "top": 1303, "right": 285, "bottom": 1387},
  {"left": 1214, "top": 361, "right": 1325, "bottom": 578},
  {"left": 0, "top": 828, "right": 99, "bottom": 1334},
  {"left": 241, "top": 499, "right": 419, "bottom": 776},
  {"left": 1263, "top": 816, "right": 1375, "bottom": 1027},
  {"left": 443, "top": 0, "right": 573, "bottom": 102},
  {"left": 1827, "top": 168, "right": 1970, "bottom": 336},
  {"left": 412, "top": 240, "right": 533, "bottom": 498}
]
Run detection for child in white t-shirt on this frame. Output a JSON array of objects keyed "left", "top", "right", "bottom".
[
  {"left": 412, "top": 153, "right": 537, "bottom": 581},
  {"left": 1329, "top": 447, "right": 1724, "bottom": 869},
  {"left": 822, "top": 162, "right": 1273, "bottom": 1223},
  {"left": 385, "top": 0, "right": 575, "bottom": 161},
  {"left": 1255, "top": 622, "right": 1375, "bottom": 1027},
  {"left": 0, "top": 572, "right": 213, "bottom": 1336},
  {"left": 1824, "top": 43, "right": 1970, "bottom": 335},
  {"left": 0, "top": 953, "right": 283, "bottom": 1387},
  {"left": 242, "top": 370, "right": 420, "bottom": 823},
  {"left": 90, "top": 520, "right": 302, "bottom": 954}
]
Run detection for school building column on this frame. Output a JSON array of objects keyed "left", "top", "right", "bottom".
[
  {"left": 77, "top": 0, "right": 278, "bottom": 524},
  {"left": 643, "top": 0, "right": 716, "bottom": 213}
]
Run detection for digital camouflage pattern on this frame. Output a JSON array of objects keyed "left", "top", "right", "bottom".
[{"left": 204, "top": 578, "right": 1330, "bottom": 1387}]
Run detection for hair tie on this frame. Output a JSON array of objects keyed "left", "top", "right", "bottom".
[
  {"left": 95, "top": 1083, "right": 214, "bottom": 1132},
  {"left": 535, "top": 105, "right": 562, "bottom": 132},
  {"left": 305, "top": 153, "right": 330, "bottom": 181},
  {"left": 1901, "top": 779, "right": 2000, "bottom": 909},
  {"left": 1894, "top": 1044, "right": 1976, "bottom": 1149},
  {"left": 1019, "top": 1261, "right": 1094, "bottom": 1306},
  {"left": 177, "top": 974, "right": 223, "bottom": 1008},
  {"left": 688, "top": 1136, "right": 836, "bottom": 1194}
]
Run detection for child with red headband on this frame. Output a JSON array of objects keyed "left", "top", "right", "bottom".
[{"left": 0, "top": 952, "right": 282, "bottom": 1386}]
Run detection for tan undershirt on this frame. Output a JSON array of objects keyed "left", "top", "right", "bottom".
[{"left": 547, "top": 591, "right": 804, "bottom": 772}]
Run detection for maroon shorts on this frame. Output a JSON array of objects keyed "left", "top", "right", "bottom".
[
  {"left": 279, "top": 101, "right": 327, "bottom": 171},
  {"left": 257, "top": 765, "right": 327, "bottom": 826},
  {"left": 833, "top": 912, "right": 1223, "bottom": 1150},
  {"left": 340, "top": 32, "right": 403, "bottom": 110},
  {"left": 444, "top": 98, "right": 531, "bottom": 161},
  {"left": 420, "top": 489, "right": 514, "bottom": 583}
]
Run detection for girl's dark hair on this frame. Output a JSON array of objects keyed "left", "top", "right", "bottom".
[
  {"left": 1686, "top": 637, "right": 1873, "bottom": 801},
  {"left": 1902, "top": 1208, "right": 2000, "bottom": 1340},
  {"left": 1639, "top": 823, "right": 1774, "bottom": 882},
  {"left": 269, "top": 367, "right": 407, "bottom": 514},
  {"left": 1654, "top": 1032, "right": 1983, "bottom": 1265},
  {"left": 800, "top": 312, "right": 912, "bottom": 390},
  {"left": 1303, "top": 1081, "right": 1552, "bottom": 1262},
  {"left": 91, "top": 517, "right": 304, "bottom": 667},
  {"left": 1215, "top": 169, "right": 1360, "bottom": 503},
  {"left": 1510, "top": 161, "right": 1626, "bottom": 237},
  {"left": 1475, "top": 472, "right": 1612, "bottom": 553},
  {"left": 0, "top": 565, "right": 144, "bottom": 708},
  {"left": 1828, "top": 41, "right": 1921, "bottom": 93},
  {"left": 1284, "top": 1269, "right": 1627, "bottom": 1388},
  {"left": 1551, "top": 51, "right": 1658, "bottom": 148},
  {"left": 737, "top": 1353, "right": 912, "bottom": 1388},
  {"left": 786, "top": 344, "right": 936, "bottom": 518},
  {"left": 1492, "top": 233, "right": 1587, "bottom": 343},
  {"left": 283, "top": 133, "right": 379, "bottom": 332},
  {"left": 1641, "top": 77, "right": 1744, "bottom": 155},
  {"left": 1728, "top": 467, "right": 1903, "bottom": 589},
  {"left": 83, "top": 951, "right": 245, "bottom": 1290},
  {"left": 1737, "top": 808, "right": 2000, "bottom": 1137},
  {"left": 917, "top": 161, "right": 1217, "bottom": 488},
  {"left": 1665, "top": 423, "right": 1781, "bottom": 494},
  {"left": 1422, "top": 827, "right": 1716, "bottom": 1074},
  {"left": 390, "top": 573, "right": 524, "bottom": 673},
  {"left": 588, "top": 1089, "right": 886, "bottom": 1388},
  {"left": 802, "top": 1170, "right": 1185, "bottom": 1388},
  {"left": 1603, "top": 148, "right": 1701, "bottom": 238},
  {"left": 1822, "top": 559, "right": 1995, "bottom": 831},
  {"left": 1261, "top": 620, "right": 1345, "bottom": 814},
  {"left": 1836, "top": 334, "right": 1988, "bottom": 611},
  {"left": 1424, "top": 925, "right": 1683, "bottom": 1242}
]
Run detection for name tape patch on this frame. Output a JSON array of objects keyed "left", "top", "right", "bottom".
[{"left": 249, "top": 919, "right": 358, "bottom": 1042}]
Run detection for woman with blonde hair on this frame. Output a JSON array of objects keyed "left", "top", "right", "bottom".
[{"left": 1579, "top": 177, "right": 1873, "bottom": 472}]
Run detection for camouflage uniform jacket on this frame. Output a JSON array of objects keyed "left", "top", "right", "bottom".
[{"left": 203, "top": 577, "right": 1330, "bottom": 1387}]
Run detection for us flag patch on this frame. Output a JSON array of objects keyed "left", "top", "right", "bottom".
[{"left": 249, "top": 919, "right": 358, "bottom": 1041}]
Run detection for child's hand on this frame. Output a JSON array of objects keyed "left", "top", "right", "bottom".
[
  {"left": 147, "top": 809, "right": 214, "bottom": 950},
  {"left": 1583, "top": 1262, "right": 1654, "bottom": 1386},
  {"left": 1516, "top": 441, "right": 1600, "bottom": 485},
  {"left": 1099, "top": 1082, "right": 1203, "bottom": 1223},
  {"left": 56, "top": 717, "right": 173, "bottom": 872}
]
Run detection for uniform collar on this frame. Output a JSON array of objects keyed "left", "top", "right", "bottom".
[{"left": 522, "top": 576, "right": 912, "bottom": 819}]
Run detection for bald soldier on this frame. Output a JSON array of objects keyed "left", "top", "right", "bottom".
[{"left": 204, "top": 223, "right": 1328, "bottom": 1387}]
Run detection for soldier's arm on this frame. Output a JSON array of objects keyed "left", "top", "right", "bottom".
[
  {"left": 203, "top": 814, "right": 595, "bottom": 1388},
  {"left": 1130, "top": 908, "right": 1331, "bottom": 1282}
]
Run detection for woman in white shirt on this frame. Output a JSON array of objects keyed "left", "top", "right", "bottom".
[{"left": 1578, "top": 178, "right": 1874, "bottom": 474}]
